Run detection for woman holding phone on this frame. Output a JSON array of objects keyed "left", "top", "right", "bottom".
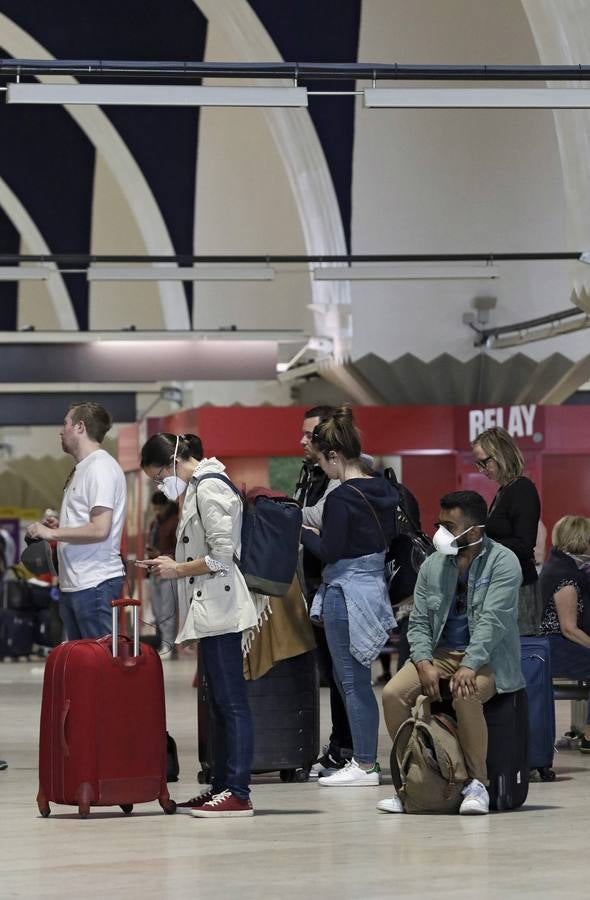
[{"left": 138, "top": 431, "right": 259, "bottom": 818}]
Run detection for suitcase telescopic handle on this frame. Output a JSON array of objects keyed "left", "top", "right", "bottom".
[{"left": 111, "top": 599, "right": 141, "bottom": 658}]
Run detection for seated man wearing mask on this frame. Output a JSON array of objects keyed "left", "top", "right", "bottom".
[{"left": 379, "top": 491, "right": 523, "bottom": 816}]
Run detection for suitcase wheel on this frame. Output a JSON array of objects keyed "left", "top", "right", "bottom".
[
  {"left": 294, "top": 769, "right": 310, "bottom": 783},
  {"left": 160, "top": 798, "right": 177, "bottom": 815},
  {"left": 39, "top": 806, "right": 51, "bottom": 818},
  {"left": 120, "top": 804, "right": 133, "bottom": 815},
  {"left": 280, "top": 769, "right": 297, "bottom": 783},
  {"left": 537, "top": 767, "right": 556, "bottom": 782},
  {"left": 78, "top": 809, "right": 90, "bottom": 819}
]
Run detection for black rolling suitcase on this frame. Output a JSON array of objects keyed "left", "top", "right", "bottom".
[
  {"left": 0, "top": 608, "right": 34, "bottom": 658},
  {"left": 33, "top": 604, "right": 63, "bottom": 648},
  {"left": 197, "top": 650, "right": 319, "bottom": 784},
  {"left": 434, "top": 682, "right": 529, "bottom": 811},
  {"left": 485, "top": 688, "right": 529, "bottom": 811}
]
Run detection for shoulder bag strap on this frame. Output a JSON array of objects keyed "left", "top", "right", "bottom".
[{"left": 345, "top": 482, "right": 388, "bottom": 551}]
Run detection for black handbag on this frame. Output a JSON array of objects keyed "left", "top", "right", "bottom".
[{"left": 29, "top": 584, "right": 52, "bottom": 611}]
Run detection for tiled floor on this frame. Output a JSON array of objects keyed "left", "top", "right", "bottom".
[{"left": 1, "top": 655, "right": 586, "bottom": 899}]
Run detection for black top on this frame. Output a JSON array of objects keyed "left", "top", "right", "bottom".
[
  {"left": 485, "top": 476, "right": 540, "bottom": 585},
  {"left": 539, "top": 548, "right": 590, "bottom": 635},
  {"left": 294, "top": 462, "right": 331, "bottom": 598},
  {"left": 302, "top": 477, "right": 399, "bottom": 564},
  {"left": 294, "top": 461, "right": 330, "bottom": 509}
]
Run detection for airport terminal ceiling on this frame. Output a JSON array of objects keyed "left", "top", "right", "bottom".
[{"left": 0, "top": 1, "right": 589, "bottom": 414}]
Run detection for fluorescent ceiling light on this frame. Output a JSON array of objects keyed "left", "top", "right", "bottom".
[
  {"left": 0, "top": 266, "right": 52, "bottom": 281},
  {"left": 6, "top": 83, "right": 308, "bottom": 107},
  {"left": 579, "top": 253, "right": 590, "bottom": 264},
  {"left": 313, "top": 265, "right": 500, "bottom": 281},
  {"left": 0, "top": 330, "right": 306, "bottom": 343},
  {"left": 364, "top": 88, "right": 590, "bottom": 109},
  {"left": 87, "top": 266, "right": 275, "bottom": 282}
]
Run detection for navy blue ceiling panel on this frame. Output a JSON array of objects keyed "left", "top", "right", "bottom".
[
  {"left": 0, "top": 392, "right": 136, "bottom": 425},
  {"left": 0, "top": 41, "right": 94, "bottom": 329},
  {"left": 248, "top": 1, "right": 361, "bottom": 251},
  {"left": 0, "top": 341, "right": 278, "bottom": 381},
  {"left": 0, "top": 206, "right": 19, "bottom": 330},
  {"left": 0, "top": 1, "right": 208, "bottom": 320}
]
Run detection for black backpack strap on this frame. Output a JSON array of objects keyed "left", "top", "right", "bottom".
[{"left": 193, "top": 471, "right": 241, "bottom": 499}]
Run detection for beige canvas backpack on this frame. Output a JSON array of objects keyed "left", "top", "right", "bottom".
[{"left": 390, "top": 695, "right": 469, "bottom": 814}]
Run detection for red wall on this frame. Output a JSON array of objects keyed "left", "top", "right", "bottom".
[
  {"left": 119, "top": 404, "right": 590, "bottom": 565},
  {"left": 401, "top": 454, "right": 457, "bottom": 538}
]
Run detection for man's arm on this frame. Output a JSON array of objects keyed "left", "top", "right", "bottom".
[
  {"left": 301, "top": 478, "right": 339, "bottom": 529},
  {"left": 27, "top": 507, "right": 113, "bottom": 544},
  {"left": 407, "top": 564, "right": 435, "bottom": 664},
  {"left": 461, "top": 549, "right": 522, "bottom": 673}
]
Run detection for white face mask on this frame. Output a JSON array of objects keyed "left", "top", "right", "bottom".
[
  {"left": 433, "top": 524, "right": 485, "bottom": 556},
  {"left": 160, "top": 435, "right": 186, "bottom": 501}
]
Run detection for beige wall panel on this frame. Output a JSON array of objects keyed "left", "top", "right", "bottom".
[
  {"left": 18, "top": 241, "right": 61, "bottom": 330},
  {"left": 89, "top": 154, "right": 166, "bottom": 331},
  {"left": 193, "top": 22, "right": 312, "bottom": 334},
  {"left": 352, "top": 0, "right": 575, "bottom": 364}
]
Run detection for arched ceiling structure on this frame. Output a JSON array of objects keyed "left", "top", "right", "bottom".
[{"left": 0, "top": 0, "right": 588, "bottom": 412}]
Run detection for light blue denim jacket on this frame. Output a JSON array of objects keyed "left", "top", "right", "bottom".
[
  {"left": 409, "top": 536, "right": 524, "bottom": 693},
  {"left": 310, "top": 552, "right": 396, "bottom": 668}
]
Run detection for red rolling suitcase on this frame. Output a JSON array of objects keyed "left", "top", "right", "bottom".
[{"left": 36, "top": 599, "right": 176, "bottom": 819}]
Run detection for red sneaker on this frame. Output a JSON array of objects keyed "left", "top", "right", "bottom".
[
  {"left": 191, "top": 789, "right": 254, "bottom": 818},
  {"left": 177, "top": 789, "right": 216, "bottom": 809}
]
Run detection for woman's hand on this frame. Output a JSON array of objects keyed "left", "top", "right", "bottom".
[{"left": 137, "top": 555, "right": 179, "bottom": 579}]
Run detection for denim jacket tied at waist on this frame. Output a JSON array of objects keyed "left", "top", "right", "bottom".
[{"left": 310, "top": 552, "right": 396, "bottom": 668}]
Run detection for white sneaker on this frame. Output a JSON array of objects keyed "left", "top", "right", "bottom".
[
  {"left": 318, "top": 758, "right": 381, "bottom": 787},
  {"left": 376, "top": 793, "right": 404, "bottom": 813},
  {"left": 459, "top": 779, "right": 489, "bottom": 815}
]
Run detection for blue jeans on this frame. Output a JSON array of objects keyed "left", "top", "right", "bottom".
[
  {"left": 200, "top": 632, "right": 253, "bottom": 800},
  {"left": 547, "top": 633, "right": 590, "bottom": 724},
  {"left": 60, "top": 577, "right": 124, "bottom": 640},
  {"left": 322, "top": 586, "right": 379, "bottom": 764}
]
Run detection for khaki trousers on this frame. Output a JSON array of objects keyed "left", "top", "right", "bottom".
[{"left": 382, "top": 649, "right": 496, "bottom": 783}]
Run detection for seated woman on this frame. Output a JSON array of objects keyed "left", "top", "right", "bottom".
[{"left": 539, "top": 516, "right": 590, "bottom": 751}]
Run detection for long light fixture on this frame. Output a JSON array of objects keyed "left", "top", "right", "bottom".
[
  {"left": 0, "top": 266, "right": 52, "bottom": 281},
  {"left": 364, "top": 88, "right": 590, "bottom": 109},
  {"left": 313, "top": 264, "right": 500, "bottom": 281},
  {"left": 86, "top": 265, "right": 275, "bottom": 282},
  {"left": 6, "top": 83, "right": 308, "bottom": 107}
]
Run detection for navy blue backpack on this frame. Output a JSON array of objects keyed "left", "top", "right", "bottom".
[{"left": 195, "top": 473, "right": 302, "bottom": 597}]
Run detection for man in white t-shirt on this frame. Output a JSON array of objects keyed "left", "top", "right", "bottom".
[{"left": 26, "top": 402, "right": 127, "bottom": 639}]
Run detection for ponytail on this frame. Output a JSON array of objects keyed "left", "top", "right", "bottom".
[{"left": 311, "top": 405, "right": 361, "bottom": 460}]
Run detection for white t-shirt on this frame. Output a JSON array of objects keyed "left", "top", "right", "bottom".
[{"left": 57, "top": 449, "right": 127, "bottom": 592}]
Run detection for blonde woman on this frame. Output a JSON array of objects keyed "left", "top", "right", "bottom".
[
  {"left": 472, "top": 427, "right": 541, "bottom": 634},
  {"left": 539, "top": 516, "right": 590, "bottom": 751}
]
